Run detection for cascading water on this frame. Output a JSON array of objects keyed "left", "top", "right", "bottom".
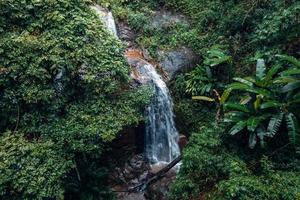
[
  {"left": 91, "top": 5, "right": 118, "bottom": 37},
  {"left": 137, "top": 64, "right": 180, "bottom": 164},
  {"left": 92, "top": 5, "right": 180, "bottom": 164}
]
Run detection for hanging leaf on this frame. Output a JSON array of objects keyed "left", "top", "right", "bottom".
[
  {"left": 254, "top": 95, "right": 263, "bottom": 111},
  {"left": 249, "top": 132, "right": 257, "bottom": 149},
  {"left": 220, "top": 89, "right": 232, "bottom": 104},
  {"left": 247, "top": 117, "right": 262, "bottom": 132},
  {"left": 228, "top": 121, "right": 247, "bottom": 135},
  {"left": 276, "top": 54, "right": 300, "bottom": 68},
  {"left": 257, "top": 126, "right": 266, "bottom": 148},
  {"left": 256, "top": 59, "right": 266, "bottom": 80},
  {"left": 286, "top": 113, "right": 300, "bottom": 147},
  {"left": 267, "top": 113, "right": 284, "bottom": 137},
  {"left": 281, "top": 81, "right": 300, "bottom": 93},
  {"left": 240, "top": 95, "right": 252, "bottom": 105},
  {"left": 225, "top": 103, "right": 250, "bottom": 113},
  {"left": 260, "top": 101, "right": 281, "bottom": 109},
  {"left": 263, "top": 65, "right": 281, "bottom": 85},
  {"left": 192, "top": 96, "right": 215, "bottom": 102},
  {"left": 233, "top": 77, "right": 253, "bottom": 87}
]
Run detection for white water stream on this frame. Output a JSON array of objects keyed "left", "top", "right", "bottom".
[{"left": 92, "top": 5, "right": 180, "bottom": 164}]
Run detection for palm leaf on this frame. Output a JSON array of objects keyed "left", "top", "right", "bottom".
[
  {"left": 249, "top": 132, "right": 257, "bottom": 149},
  {"left": 267, "top": 113, "right": 284, "bottom": 137},
  {"left": 254, "top": 95, "right": 263, "bottom": 110},
  {"left": 192, "top": 96, "right": 215, "bottom": 102},
  {"left": 260, "top": 101, "right": 281, "bottom": 109},
  {"left": 281, "top": 81, "right": 300, "bottom": 93},
  {"left": 247, "top": 117, "right": 262, "bottom": 132},
  {"left": 273, "top": 76, "right": 296, "bottom": 84},
  {"left": 240, "top": 95, "right": 252, "bottom": 105},
  {"left": 276, "top": 54, "right": 300, "bottom": 68},
  {"left": 224, "top": 103, "right": 250, "bottom": 113},
  {"left": 220, "top": 89, "right": 232, "bottom": 104},
  {"left": 263, "top": 65, "right": 281, "bottom": 85},
  {"left": 281, "top": 69, "right": 300, "bottom": 76},
  {"left": 233, "top": 77, "right": 254, "bottom": 87},
  {"left": 257, "top": 126, "right": 266, "bottom": 148},
  {"left": 285, "top": 113, "right": 300, "bottom": 146},
  {"left": 228, "top": 121, "right": 247, "bottom": 135}
]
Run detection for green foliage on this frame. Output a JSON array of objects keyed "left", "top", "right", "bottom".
[
  {"left": 0, "top": 1, "right": 150, "bottom": 199},
  {"left": 223, "top": 56, "right": 300, "bottom": 149},
  {"left": 170, "top": 123, "right": 300, "bottom": 200},
  {"left": 0, "top": 133, "right": 73, "bottom": 199},
  {"left": 176, "top": 46, "right": 232, "bottom": 96}
]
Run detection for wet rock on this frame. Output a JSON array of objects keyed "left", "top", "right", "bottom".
[
  {"left": 151, "top": 10, "right": 188, "bottom": 30},
  {"left": 158, "top": 47, "right": 198, "bottom": 79},
  {"left": 146, "top": 164, "right": 177, "bottom": 200},
  {"left": 178, "top": 134, "right": 188, "bottom": 151},
  {"left": 91, "top": 4, "right": 118, "bottom": 37},
  {"left": 109, "top": 154, "right": 150, "bottom": 199}
]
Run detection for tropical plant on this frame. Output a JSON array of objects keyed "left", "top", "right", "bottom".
[
  {"left": 224, "top": 57, "right": 300, "bottom": 149},
  {"left": 186, "top": 46, "right": 232, "bottom": 96},
  {"left": 192, "top": 56, "right": 300, "bottom": 149}
]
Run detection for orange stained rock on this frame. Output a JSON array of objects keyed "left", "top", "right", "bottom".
[{"left": 125, "top": 49, "right": 144, "bottom": 60}]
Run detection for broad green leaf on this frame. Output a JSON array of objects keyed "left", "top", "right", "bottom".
[
  {"left": 233, "top": 77, "right": 253, "bottom": 87},
  {"left": 267, "top": 113, "right": 283, "bottom": 137},
  {"left": 228, "top": 121, "right": 247, "bottom": 135},
  {"left": 273, "top": 76, "right": 297, "bottom": 84},
  {"left": 276, "top": 54, "right": 300, "bottom": 68},
  {"left": 240, "top": 95, "right": 252, "bottom": 105},
  {"left": 286, "top": 113, "right": 300, "bottom": 147},
  {"left": 263, "top": 65, "right": 281, "bottom": 85},
  {"left": 257, "top": 126, "right": 266, "bottom": 148},
  {"left": 281, "top": 69, "right": 300, "bottom": 76},
  {"left": 260, "top": 101, "right": 281, "bottom": 109},
  {"left": 192, "top": 96, "right": 215, "bottom": 102},
  {"left": 225, "top": 103, "right": 250, "bottom": 113},
  {"left": 281, "top": 81, "right": 300, "bottom": 93},
  {"left": 247, "top": 117, "right": 262, "bottom": 132},
  {"left": 254, "top": 95, "right": 263, "bottom": 110},
  {"left": 220, "top": 89, "right": 232, "bottom": 104},
  {"left": 249, "top": 132, "right": 257, "bottom": 149}
]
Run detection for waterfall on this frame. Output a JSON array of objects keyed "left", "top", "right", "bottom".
[
  {"left": 92, "top": 5, "right": 180, "bottom": 164},
  {"left": 91, "top": 5, "right": 118, "bottom": 37},
  {"left": 136, "top": 64, "right": 180, "bottom": 164}
]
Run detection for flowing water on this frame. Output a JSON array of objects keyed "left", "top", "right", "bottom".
[
  {"left": 137, "top": 64, "right": 180, "bottom": 164},
  {"left": 92, "top": 5, "right": 180, "bottom": 164},
  {"left": 91, "top": 5, "right": 118, "bottom": 37}
]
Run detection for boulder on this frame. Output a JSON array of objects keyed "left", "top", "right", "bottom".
[{"left": 158, "top": 47, "right": 198, "bottom": 79}]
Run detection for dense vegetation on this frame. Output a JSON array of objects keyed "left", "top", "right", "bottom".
[
  {"left": 1, "top": 0, "right": 299, "bottom": 199},
  {"left": 0, "top": 1, "right": 149, "bottom": 199}
]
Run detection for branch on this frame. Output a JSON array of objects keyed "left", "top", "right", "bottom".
[{"left": 126, "top": 155, "right": 182, "bottom": 193}]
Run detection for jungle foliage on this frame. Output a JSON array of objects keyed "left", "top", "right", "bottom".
[
  {"left": 164, "top": 0, "right": 300, "bottom": 199},
  {"left": 0, "top": 1, "right": 149, "bottom": 199}
]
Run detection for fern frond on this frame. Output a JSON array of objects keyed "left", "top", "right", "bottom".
[
  {"left": 267, "top": 113, "right": 284, "bottom": 137},
  {"left": 286, "top": 113, "right": 300, "bottom": 147}
]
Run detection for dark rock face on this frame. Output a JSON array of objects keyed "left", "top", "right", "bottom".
[
  {"left": 158, "top": 47, "right": 198, "bottom": 79},
  {"left": 117, "top": 22, "right": 136, "bottom": 47},
  {"left": 145, "top": 163, "right": 178, "bottom": 200},
  {"left": 109, "top": 154, "right": 150, "bottom": 200},
  {"left": 151, "top": 10, "right": 188, "bottom": 30},
  {"left": 109, "top": 154, "right": 180, "bottom": 200}
]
